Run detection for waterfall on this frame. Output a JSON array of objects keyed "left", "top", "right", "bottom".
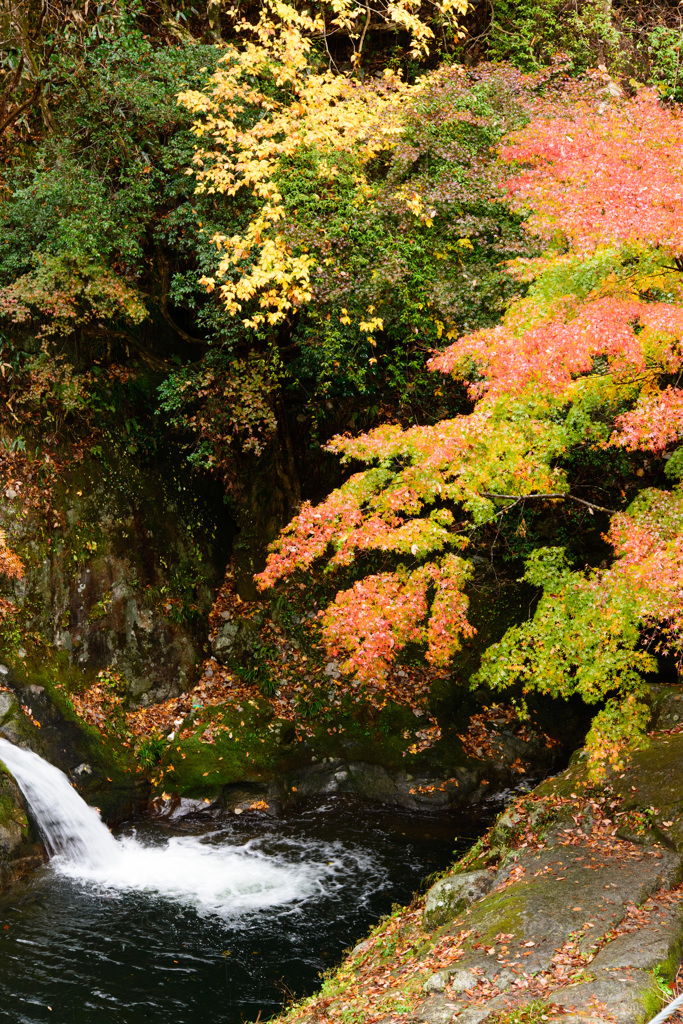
[
  {"left": 0, "top": 738, "right": 119, "bottom": 868},
  {"left": 0, "top": 738, "right": 348, "bottom": 918}
]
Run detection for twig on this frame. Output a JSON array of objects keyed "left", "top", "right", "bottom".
[
  {"left": 357, "top": 0, "right": 372, "bottom": 60},
  {"left": 482, "top": 492, "right": 619, "bottom": 515}
]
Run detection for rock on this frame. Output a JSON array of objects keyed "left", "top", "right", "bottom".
[
  {"left": 423, "top": 869, "right": 493, "bottom": 928},
  {"left": 0, "top": 692, "right": 19, "bottom": 725},
  {"left": 441, "top": 1002, "right": 506, "bottom": 1024},
  {"left": 0, "top": 447, "right": 219, "bottom": 707},
  {"left": 423, "top": 971, "right": 449, "bottom": 994},
  {"left": 649, "top": 685, "right": 683, "bottom": 731},
  {"left": 555, "top": 969, "right": 663, "bottom": 1024},
  {"left": 448, "top": 843, "right": 681, "bottom": 980},
  {"left": 212, "top": 617, "right": 260, "bottom": 666},
  {"left": 347, "top": 763, "right": 403, "bottom": 804},
  {"left": 352, "top": 938, "right": 373, "bottom": 957},
  {"left": 492, "top": 968, "right": 520, "bottom": 991},
  {"left": 590, "top": 905, "right": 683, "bottom": 972},
  {"left": 423, "top": 968, "right": 478, "bottom": 994},
  {"left": 0, "top": 765, "right": 37, "bottom": 876},
  {"left": 447, "top": 969, "right": 480, "bottom": 993},
  {"left": 0, "top": 821, "right": 23, "bottom": 857},
  {"left": 268, "top": 720, "right": 295, "bottom": 748}
]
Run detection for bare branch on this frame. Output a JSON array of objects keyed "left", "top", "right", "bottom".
[{"left": 482, "top": 492, "right": 619, "bottom": 515}]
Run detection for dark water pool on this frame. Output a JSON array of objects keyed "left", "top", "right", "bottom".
[{"left": 0, "top": 798, "right": 489, "bottom": 1024}]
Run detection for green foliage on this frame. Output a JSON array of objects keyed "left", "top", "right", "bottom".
[
  {"left": 0, "top": 30, "right": 227, "bottom": 349},
  {"left": 584, "top": 695, "right": 651, "bottom": 777},
  {"left": 280, "top": 70, "right": 533, "bottom": 428},
  {"left": 486, "top": 0, "right": 622, "bottom": 72},
  {"left": 646, "top": 27, "right": 683, "bottom": 101},
  {"left": 665, "top": 448, "right": 683, "bottom": 481},
  {"left": 135, "top": 734, "right": 167, "bottom": 769},
  {"left": 488, "top": 1000, "right": 555, "bottom": 1024},
  {"left": 157, "top": 351, "right": 279, "bottom": 475},
  {"left": 475, "top": 547, "right": 655, "bottom": 777},
  {"left": 0, "top": 612, "right": 23, "bottom": 655},
  {"left": 157, "top": 63, "right": 534, "bottom": 484},
  {"left": 652, "top": 964, "right": 675, "bottom": 1003},
  {"left": 476, "top": 547, "right": 655, "bottom": 703}
]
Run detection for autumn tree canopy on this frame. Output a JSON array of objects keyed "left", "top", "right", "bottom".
[
  {"left": 256, "top": 80, "right": 683, "bottom": 775},
  {"left": 2, "top": 0, "right": 683, "bottom": 778}
]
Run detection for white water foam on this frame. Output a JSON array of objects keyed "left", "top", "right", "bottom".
[{"left": 0, "top": 738, "right": 345, "bottom": 918}]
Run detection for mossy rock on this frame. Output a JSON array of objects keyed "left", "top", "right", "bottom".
[
  {"left": 423, "top": 869, "right": 493, "bottom": 929},
  {"left": 0, "top": 763, "right": 32, "bottom": 863}
]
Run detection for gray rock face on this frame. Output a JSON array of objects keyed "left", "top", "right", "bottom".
[
  {"left": 211, "top": 616, "right": 261, "bottom": 666},
  {"left": 554, "top": 969, "right": 663, "bottom": 1024},
  {"left": 0, "top": 448, "right": 221, "bottom": 707},
  {"left": 423, "top": 869, "right": 494, "bottom": 928},
  {"left": 649, "top": 685, "right": 683, "bottom": 731},
  {"left": 0, "top": 761, "right": 41, "bottom": 885},
  {"left": 413, "top": 734, "right": 683, "bottom": 1024},
  {"left": 590, "top": 906, "right": 683, "bottom": 972},
  {"left": 422, "top": 971, "right": 450, "bottom": 994}
]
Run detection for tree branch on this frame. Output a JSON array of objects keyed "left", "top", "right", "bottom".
[
  {"left": 0, "top": 83, "right": 40, "bottom": 137},
  {"left": 482, "top": 492, "right": 619, "bottom": 515},
  {"left": 157, "top": 254, "right": 208, "bottom": 347}
]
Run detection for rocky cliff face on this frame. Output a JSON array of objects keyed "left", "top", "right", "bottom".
[{"left": 0, "top": 443, "right": 227, "bottom": 706}]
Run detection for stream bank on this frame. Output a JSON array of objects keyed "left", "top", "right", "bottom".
[{"left": 269, "top": 686, "right": 683, "bottom": 1024}]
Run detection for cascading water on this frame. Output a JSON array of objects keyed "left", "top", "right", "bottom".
[
  {"left": 0, "top": 738, "right": 345, "bottom": 918},
  {"left": 0, "top": 738, "right": 120, "bottom": 867}
]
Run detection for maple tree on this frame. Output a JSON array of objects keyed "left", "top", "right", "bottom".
[
  {"left": 256, "top": 79, "right": 683, "bottom": 776},
  {"left": 4, "top": 0, "right": 683, "bottom": 795},
  {"left": 177, "top": 0, "right": 457, "bottom": 331}
]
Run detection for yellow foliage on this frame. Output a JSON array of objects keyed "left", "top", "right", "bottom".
[{"left": 179, "top": 0, "right": 466, "bottom": 328}]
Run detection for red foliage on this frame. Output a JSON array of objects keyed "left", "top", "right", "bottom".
[
  {"left": 599, "top": 489, "right": 683, "bottom": 653},
  {"left": 0, "top": 541, "right": 23, "bottom": 581},
  {"left": 612, "top": 387, "right": 683, "bottom": 452},
  {"left": 430, "top": 298, "right": 683, "bottom": 403},
  {"left": 322, "top": 571, "right": 432, "bottom": 682},
  {"left": 257, "top": 79, "right": 683, "bottom": 693},
  {"left": 501, "top": 89, "right": 683, "bottom": 252}
]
